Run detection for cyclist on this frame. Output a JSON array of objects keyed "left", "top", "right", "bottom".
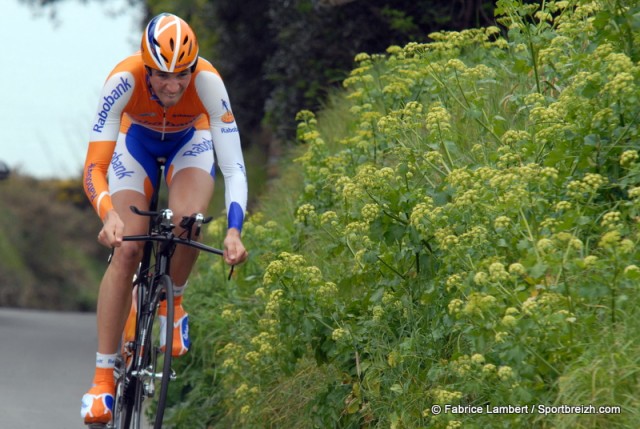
[{"left": 80, "top": 13, "right": 248, "bottom": 425}]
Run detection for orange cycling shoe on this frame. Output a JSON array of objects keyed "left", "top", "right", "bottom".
[
  {"left": 81, "top": 383, "right": 114, "bottom": 425},
  {"left": 159, "top": 300, "right": 190, "bottom": 357}
]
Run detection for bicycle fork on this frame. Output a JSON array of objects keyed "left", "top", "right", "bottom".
[{"left": 131, "top": 290, "right": 177, "bottom": 399}]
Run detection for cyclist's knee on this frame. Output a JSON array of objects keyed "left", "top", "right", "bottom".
[{"left": 111, "top": 240, "right": 144, "bottom": 267}]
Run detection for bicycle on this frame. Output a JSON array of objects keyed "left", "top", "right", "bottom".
[{"left": 89, "top": 158, "right": 224, "bottom": 429}]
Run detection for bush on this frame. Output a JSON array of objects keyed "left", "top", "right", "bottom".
[
  {"left": 0, "top": 175, "right": 106, "bottom": 311},
  {"left": 168, "top": 1, "right": 640, "bottom": 427}
]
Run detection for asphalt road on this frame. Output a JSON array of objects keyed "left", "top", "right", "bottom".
[{"left": 0, "top": 307, "right": 97, "bottom": 429}]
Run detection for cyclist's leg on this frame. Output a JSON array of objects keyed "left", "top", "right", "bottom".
[
  {"left": 98, "top": 127, "right": 160, "bottom": 359},
  {"left": 159, "top": 129, "right": 215, "bottom": 356},
  {"left": 82, "top": 195, "right": 145, "bottom": 424},
  {"left": 97, "top": 190, "right": 149, "bottom": 354},
  {"left": 166, "top": 128, "right": 215, "bottom": 285},
  {"left": 167, "top": 169, "right": 214, "bottom": 281},
  {"left": 82, "top": 130, "right": 156, "bottom": 424}
]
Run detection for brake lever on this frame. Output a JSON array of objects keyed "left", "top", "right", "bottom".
[{"left": 195, "top": 213, "right": 204, "bottom": 238}]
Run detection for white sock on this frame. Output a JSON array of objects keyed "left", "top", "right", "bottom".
[
  {"left": 174, "top": 281, "right": 188, "bottom": 297},
  {"left": 96, "top": 352, "right": 117, "bottom": 369}
]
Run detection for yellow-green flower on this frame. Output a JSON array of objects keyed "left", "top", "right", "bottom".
[
  {"left": 471, "top": 353, "right": 485, "bottom": 365},
  {"left": 555, "top": 201, "right": 571, "bottom": 211},
  {"left": 537, "top": 238, "right": 555, "bottom": 253},
  {"left": 354, "top": 52, "right": 371, "bottom": 63},
  {"left": 522, "top": 298, "right": 538, "bottom": 316},
  {"left": 599, "top": 230, "right": 621, "bottom": 249},
  {"left": 489, "top": 262, "right": 509, "bottom": 282},
  {"left": 332, "top": 327, "right": 350, "bottom": 342},
  {"left": 601, "top": 211, "right": 622, "bottom": 229},
  {"left": 426, "top": 102, "right": 452, "bottom": 136},
  {"left": 495, "top": 331, "right": 508, "bottom": 343},
  {"left": 501, "top": 314, "right": 517, "bottom": 328},
  {"left": 624, "top": 265, "right": 640, "bottom": 278},
  {"left": 602, "top": 72, "right": 635, "bottom": 100},
  {"left": 445, "top": 274, "right": 463, "bottom": 291},
  {"left": 583, "top": 255, "right": 599, "bottom": 267},
  {"left": 508, "top": 263, "right": 527, "bottom": 276},
  {"left": 482, "top": 363, "right": 496, "bottom": 374},
  {"left": 501, "top": 129, "right": 530, "bottom": 146},
  {"left": 620, "top": 150, "right": 639, "bottom": 167},
  {"left": 361, "top": 203, "right": 380, "bottom": 223},
  {"left": 628, "top": 187, "right": 640, "bottom": 199},
  {"left": 295, "top": 203, "right": 317, "bottom": 224},
  {"left": 448, "top": 299, "right": 464, "bottom": 315},
  {"left": 473, "top": 271, "right": 489, "bottom": 285},
  {"left": 371, "top": 305, "right": 384, "bottom": 322},
  {"left": 498, "top": 366, "right": 514, "bottom": 380},
  {"left": 494, "top": 215, "right": 511, "bottom": 229}
]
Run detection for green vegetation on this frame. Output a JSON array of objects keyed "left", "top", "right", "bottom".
[
  {"left": 167, "top": 0, "right": 640, "bottom": 428},
  {"left": 0, "top": 175, "right": 106, "bottom": 310}
]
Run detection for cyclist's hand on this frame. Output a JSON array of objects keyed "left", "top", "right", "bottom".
[
  {"left": 223, "top": 228, "right": 248, "bottom": 265},
  {"left": 98, "top": 209, "right": 125, "bottom": 248}
]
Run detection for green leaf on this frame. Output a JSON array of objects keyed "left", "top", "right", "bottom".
[
  {"left": 530, "top": 262, "right": 548, "bottom": 278},
  {"left": 390, "top": 384, "right": 404, "bottom": 394}
]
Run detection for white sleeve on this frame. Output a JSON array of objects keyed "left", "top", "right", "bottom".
[
  {"left": 195, "top": 71, "right": 248, "bottom": 231},
  {"left": 89, "top": 71, "right": 134, "bottom": 142}
]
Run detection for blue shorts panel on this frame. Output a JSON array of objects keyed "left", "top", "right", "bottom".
[{"left": 108, "top": 124, "right": 215, "bottom": 198}]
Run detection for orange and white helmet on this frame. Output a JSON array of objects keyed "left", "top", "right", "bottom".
[{"left": 141, "top": 13, "right": 199, "bottom": 73}]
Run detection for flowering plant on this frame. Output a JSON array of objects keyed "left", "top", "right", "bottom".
[{"left": 167, "top": 1, "right": 640, "bottom": 427}]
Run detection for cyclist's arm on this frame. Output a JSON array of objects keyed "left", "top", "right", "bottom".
[
  {"left": 83, "top": 141, "right": 116, "bottom": 220},
  {"left": 83, "top": 70, "right": 135, "bottom": 220},
  {"left": 195, "top": 66, "right": 248, "bottom": 232}
]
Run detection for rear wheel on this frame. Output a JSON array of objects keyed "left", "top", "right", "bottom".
[
  {"left": 112, "top": 285, "right": 142, "bottom": 429},
  {"left": 112, "top": 355, "right": 134, "bottom": 428}
]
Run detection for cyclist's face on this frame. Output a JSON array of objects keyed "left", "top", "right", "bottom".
[{"left": 148, "top": 69, "right": 192, "bottom": 107}]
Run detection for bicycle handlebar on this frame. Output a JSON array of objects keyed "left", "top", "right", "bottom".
[
  {"left": 124, "top": 205, "right": 223, "bottom": 256},
  {"left": 122, "top": 234, "right": 224, "bottom": 256}
]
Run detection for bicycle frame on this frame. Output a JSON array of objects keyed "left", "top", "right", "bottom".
[{"left": 108, "top": 158, "right": 223, "bottom": 429}]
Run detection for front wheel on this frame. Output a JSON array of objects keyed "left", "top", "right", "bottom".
[
  {"left": 153, "top": 274, "right": 174, "bottom": 429},
  {"left": 111, "top": 275, "right": 174, "bottom": 429}
]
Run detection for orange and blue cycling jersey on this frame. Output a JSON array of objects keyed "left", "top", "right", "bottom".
[{"left": 83, "top": 52, "right": 247, "bottom": 230}]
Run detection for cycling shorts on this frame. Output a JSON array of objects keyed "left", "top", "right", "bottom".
[{"left": 108, "top": 124, "right": 215, "bottom": 200}]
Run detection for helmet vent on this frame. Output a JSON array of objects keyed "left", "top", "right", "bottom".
[{"left": 169, "top": 38, "right": 175, "bottom": 51}]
